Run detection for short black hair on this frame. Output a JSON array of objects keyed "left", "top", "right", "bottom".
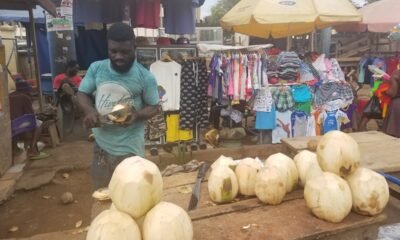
[{"left": 107, "top": 22, "right": 135, "bottom": 42}]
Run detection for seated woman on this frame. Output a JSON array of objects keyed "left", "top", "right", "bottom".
[
  {"left": 383, "top": 69, "right": 400, "bottom": 137},
  {"left": 9, "top": 78, "right": 49, "bottom": 160}
]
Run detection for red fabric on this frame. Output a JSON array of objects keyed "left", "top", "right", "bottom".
[
  {"left": 53, "top": 74, "right": 82, "bottom": 89},
  {"left": 375, "top": 82, "right": 391, "bottom": 118},
  {"left": 386, "top": 57, "right": 400, "bottom": 75},
  {"left": 131, "top": 0, "right": 160, "bottom": 29},
  {"left": 357, "top": 98, "right": 369, "bottom": 114}
]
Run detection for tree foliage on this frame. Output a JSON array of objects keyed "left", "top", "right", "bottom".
[{"left": 206, "top": 0, "right": 240, "bottom": 26}]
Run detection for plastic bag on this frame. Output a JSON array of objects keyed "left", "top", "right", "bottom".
[
  {"left": 363, "top": 96, "right": 382, "bottom": 119},
  {"left": 377, "top": 223, "right": 400, "bottom": 240}
]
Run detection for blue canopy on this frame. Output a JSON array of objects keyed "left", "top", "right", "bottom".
[{"left": 0, "top": 6, "right": 46, "bottom": 23}]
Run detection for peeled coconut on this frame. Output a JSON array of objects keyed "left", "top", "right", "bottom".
[
  {"left": 208, "top": 166, "right": 239, "bottom": 203},
  {"left": 211, "top": 155, "right": 237, "bottom": 170},
  {"left": 265, "top": 153, "right": 299, "bottom": 193},
  {"left": 109, "top": 156, "right": 163, "bottom": 219},
  {"left": 317, "top": 131, "right": 360, "bottom": 177},
  {"left": 235, "top": 158, "right": 264, "bottom": 196},
  {"left": 142, "top": 201, "right": 193, "bottom": 240},
  {"left": 304, "top": 172, "right": 352, "bottom": 223},
  {"left": 108, "top": 104, "right": 130, "bottom": 123},
  {"left": 346, "top": 168, "right": 389, "bottom": 216},
  {"left": 86, "top": 209, "right": 141, "bottom": 240},
  {"left": 294, "top": 150, "right": 323, "bottom": 187},
  {"left": 255, "top": 166, "right": 287, "bottom": 205}
]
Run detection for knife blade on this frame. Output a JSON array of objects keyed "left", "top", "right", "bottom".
[{"left": 188, "top": 163, "right": 209, "bottom": 211}]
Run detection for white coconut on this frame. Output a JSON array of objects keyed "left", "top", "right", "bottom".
[
  {"left": 142, "top": 202, "right": 193, "bottom": 240},
  {"left": 346, "top": 168, "right": 390, "bottom": 216},
  {"left": 317, "top": 131, "right": 360, "bottom": 177},
  {"left": 255, "top": 166, "right": 287, "bottom": 205},
  {"left": 294, "top": 150, "right": 323, "bottom": 187},
  {"left": 86, "top": 209, "right": 141, "bottom": 240},
  {"left": 208, "top": 166, "right": 239, "bottom": 203},
  {"left": 235, "top": 158, "right": 264, "bottom": 196},
  {"left": 304, "top": 172, "right": 352, "bottom": 223},
  {"left": 109, "top": 156, "right": 163, "bottom": 219},
  {"left": 265, "top": 153, "right": 299, "bottom": 193}
]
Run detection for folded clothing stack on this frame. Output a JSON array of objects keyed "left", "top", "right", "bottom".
[{"left": 277, "top": 51, "right": 301, "bottom": 81}]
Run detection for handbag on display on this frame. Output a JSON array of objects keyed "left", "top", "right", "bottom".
[{"left": 363, "top": 96, "right": 382, "bottom": 119}]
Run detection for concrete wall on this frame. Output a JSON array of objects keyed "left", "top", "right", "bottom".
[{"left": 0, "top": 68, "right": 12, "bottom": 176}]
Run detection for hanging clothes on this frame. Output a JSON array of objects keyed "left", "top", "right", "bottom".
[
  {"left": 272, "top": 110, "right": 292, "bottom": 144},
  {"left": 255, "top": 106, "right": 276, "bottom": 130},
  {"left": 179, "top": 59, "right": 209, "bottom": 130},
  {"left": 318, "top": 109, "right": 350, "bottom": 134},
  {"left": 271, "top": 86, "right": 295, "bottom": 112},
  {"left": 162, "top": 0, "right": 196, "bottom": 34},
  {"left": 131, "top": 0, "right": 161, "bottom": 29},
  {"left": 166, "top": 114, "right": 193, "bottom": 142},
  {"left": 146, "top": 107, "right": 167, "bottom": 140},
  {"left": 73, "top": 0, "right": 123, "bottom": 25},
  {"left": 291, "top": 111, "right": 308, "bottom": 138},
  {"left": 150, "top": 60, "right": 182, "bottom": 111}
]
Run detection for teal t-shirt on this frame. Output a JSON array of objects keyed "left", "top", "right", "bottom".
[{"left": 79, "top": 59, "right": 159, "bottom": 157}]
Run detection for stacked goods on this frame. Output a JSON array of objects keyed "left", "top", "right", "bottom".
[
  {"left": 304, "top": 131, "right": 389, "bottom": 223},
  {"left": 87, "top": 156, "right": 193, "bottom": 240},
  {"left": 207, "top": 131, "right": 389, "bottom": 224}
]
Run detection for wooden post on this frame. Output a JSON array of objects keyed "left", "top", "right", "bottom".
[
  {"left": 29, "top": 8, "right": 43, "bottom": 111},
  {"left": 0, "top": 67, "right": 12, "bottom": 175}
]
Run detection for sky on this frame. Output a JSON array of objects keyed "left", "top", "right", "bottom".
[{"left": 201, "top": 0, "right": 219, "bottom": 18}]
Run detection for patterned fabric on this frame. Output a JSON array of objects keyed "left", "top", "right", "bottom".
[
  {"left": 179, "top": 59, "right": 209, "bottom": 130},
  {"left": 314, "top": 82, "right": 354, "bottom": 107},
  {"left": 146, "top": 106, "right": 166, "bottom": 140},
  {"left": 272, "top": 87, "right": 295, "bottom": 112}
]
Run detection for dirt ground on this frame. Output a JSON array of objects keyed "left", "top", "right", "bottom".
[{"left": 0, "top": 170, "right": 93, "bottom": 239}]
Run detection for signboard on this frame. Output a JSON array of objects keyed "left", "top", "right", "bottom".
[{"left": 46, "top": 0, "right": 73, "bottom": 32}]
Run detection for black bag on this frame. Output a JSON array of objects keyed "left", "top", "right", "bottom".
[{"left": 363, "top": 96, "right": 382, "bottom": 119}]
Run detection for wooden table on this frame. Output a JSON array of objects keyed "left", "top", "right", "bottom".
[
  {"left": 281, "top": 131, "right": 400, "bottom": 173},
  {"left": 92, "top": 171, "right": 386, "bottom": 240}
]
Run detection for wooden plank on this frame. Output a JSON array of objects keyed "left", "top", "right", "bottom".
[
  {"left": 282, "top": 131, "right": 396, "bottom": 152},
  {"left": 358, "top": 140, "right": 400, "bottom": 173},
  {"left": 192, "top": 198, "right": 385, "bottom": 240},
  {"left": 282, "top": 132, "right": 400, "bottom": 173},
  {"left": 189, "top": 190, "right": 303, "bottom": 221}
]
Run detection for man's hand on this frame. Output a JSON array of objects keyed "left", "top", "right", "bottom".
[{"left": 83, "top": 110, "right": 99, "bottom": 129}]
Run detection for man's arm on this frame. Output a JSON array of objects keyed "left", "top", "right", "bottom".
[
  {"left": 77, "top": 92, "right": 99, "bottom": 128},
  {"left": 125, "top": 104, "right": 159, "bottom": 125}
]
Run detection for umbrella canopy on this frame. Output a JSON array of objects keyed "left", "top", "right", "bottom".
[
  {"left": 220, "top": 0, "right": 362, "bottom": 38},
  {"left": 336, "top": 0, "right": 400, "bottom": 33}
]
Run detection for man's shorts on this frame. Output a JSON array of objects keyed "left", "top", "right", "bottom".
[{"left": 91, "top": 143, "right": 135, "bottom": 190}]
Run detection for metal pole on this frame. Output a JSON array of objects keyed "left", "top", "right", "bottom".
[{"left": 29, "top": 8, "right": 43, "bottom": 111}]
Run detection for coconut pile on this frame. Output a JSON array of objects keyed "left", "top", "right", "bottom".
[
  {"left": 87, "top": 156, "right": 193, "bottom": 240},
  {"left": 208, "top": 131, "right": 390, "bottom": 223}
]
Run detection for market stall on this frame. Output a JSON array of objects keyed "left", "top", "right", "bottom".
[
  {"left": 88, "top": 127, "right": 400, "bottom": 240},
  {"left": 0, "top": 0, "right": 56, "bottom": 175}
]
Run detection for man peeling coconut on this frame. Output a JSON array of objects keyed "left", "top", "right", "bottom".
[{"left": 77, "top": 23, "right": 159, "bottom": 189}]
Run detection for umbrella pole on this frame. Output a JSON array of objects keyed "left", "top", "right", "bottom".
[
  {"left": 286, "top": 36, "right": 292, "bottom": 51},
  {"left": 29, "top": 8, "right": 43, "bottom": 112}
]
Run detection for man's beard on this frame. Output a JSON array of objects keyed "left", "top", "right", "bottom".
[{"left": 111, "top": 54, "right": 136, "bottom": 73}]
